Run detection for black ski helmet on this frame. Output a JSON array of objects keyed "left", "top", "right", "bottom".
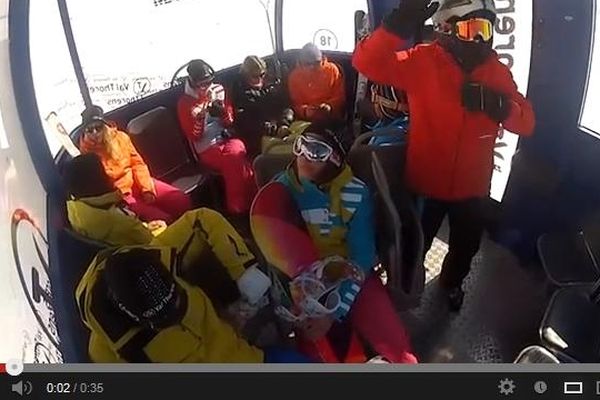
[
  {"left": 187, "top": 59, "right": 215, "bottom": 86},
  {"left": 103, "top": 249, "right": 180, "bottom": 329}
]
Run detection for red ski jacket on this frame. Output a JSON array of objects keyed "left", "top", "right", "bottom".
[
  {"left": 353, "top": 28, "right": 535, "bottom": 200},
  {"left": 177, "top": 82, "right": 234, "bottom": 142}
]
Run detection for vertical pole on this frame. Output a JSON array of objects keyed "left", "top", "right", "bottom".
[
  {"left": 56, "top": 0, "right": 92, "bottom": 107},
  {"left": 274, "top": 0, "right": 283, "bottom": 53}
]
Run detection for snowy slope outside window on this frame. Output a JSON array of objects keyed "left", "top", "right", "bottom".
[
  {"left": 66, "top": 0, "right": 275, "bottom": 112},
  {"left": 282, "top": 0, "right": 368, "bottom": 52},
  {"left": 581, "top": 2, "right": 600, "bottom": 136},
  {"left": 30, "top": 0, "right": 84, "bottom": 157}
]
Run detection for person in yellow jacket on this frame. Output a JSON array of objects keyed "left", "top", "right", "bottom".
[
  {"left": 77, "top": 247, "right": 311, "bottom": 363},
  {"left": 65, "top": 152, "right": 272, "bottom": 308},
  {"left": 64, "top": 154, "right": 166, "bottom": 246}
]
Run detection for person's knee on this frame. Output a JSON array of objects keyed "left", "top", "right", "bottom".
[
  {"left": 225, "top": 139, "right": 249, "bottom": 157},
  {"left": 175, "top": 192, "right": 192, "bottom": 208},
  {"left": 160, "top": 191, "right": 192, "bottom": 210}
]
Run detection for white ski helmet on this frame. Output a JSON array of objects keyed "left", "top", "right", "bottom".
[{"left": 432, "top": 0, "right": 497, "bottom": 26}]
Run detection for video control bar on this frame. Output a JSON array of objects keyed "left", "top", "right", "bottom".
[{"left": 4, "top": 372, "right": 600, "bottom": 399}]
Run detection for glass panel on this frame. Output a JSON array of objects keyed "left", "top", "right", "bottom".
[
  {"left": 490, "top": 0, "right": 533, "bottom": 202},
  {"left": 282, "top": 0, "right": 369, "bottom": 52},
  {"left": 0, "top": 106, "right": 8, "bottom": 150},
  {"left": 581, "top": 3, "right": 600, "bottom": 136},
  {"left": 29, "top": 0, "right": 84, "bottom": 157},
  {"left": 66, "top": 0, "right": 276, "bottom": 112}
]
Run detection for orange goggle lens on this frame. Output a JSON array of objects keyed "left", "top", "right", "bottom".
[{"left": 454, "top": 18, "right": 493, "bottom": 42}]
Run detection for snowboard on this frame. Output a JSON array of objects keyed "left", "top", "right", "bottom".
[{"left": 250, "top": 181, "right": 367, "bottom": 363}]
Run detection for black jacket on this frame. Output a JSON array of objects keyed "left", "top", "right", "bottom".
[{"left": 231, "top": 77, "right": 288, "bottom": 156}]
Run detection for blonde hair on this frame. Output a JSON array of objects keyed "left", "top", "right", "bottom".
[{"left": 99, "top": 124, "right": 121, "bottom": 160}]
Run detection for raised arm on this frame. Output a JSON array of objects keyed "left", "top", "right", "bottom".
[
  {"left": 353, "top": 0, "right": 439, "bottom": 90},
  {"left": 353, "top": 28, "right": 416, "bottom": 91}
]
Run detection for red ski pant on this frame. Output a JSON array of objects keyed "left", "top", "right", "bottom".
[
  {"left": 299, "top": 276, "right": 418, "bottom": 363},
  {"left": 124, "top": 179, "right": 192, "bottom": 224},
  {"left": 350, "top": 276, "right": 418, "bottom": 363},
  {"left": 199, "top": 139, "right": 257, "bottom": 214}
]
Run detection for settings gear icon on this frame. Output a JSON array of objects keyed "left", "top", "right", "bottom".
[{"left": 498, "top": 378, "right": 516, "bottom": 395}]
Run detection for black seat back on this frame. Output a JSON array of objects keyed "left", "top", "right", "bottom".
[
  {"left": 514, "top": 346, "right": 560, "bottom": 363},
  {"left": 348, "top": 141, "right": 424, "bottom": 309},
  {"left": 126, "top": 106, "right": 196, "bottom": 181},
  {"left": 253, "top": 153, "right": 294, "bottom": 188},
  {"left": 540, "top": 286, "right": 600, "bottom": 363}
]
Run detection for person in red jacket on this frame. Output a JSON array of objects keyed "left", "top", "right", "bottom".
[
  {"left": 353, "top": 0, "right": 535, "bottom": 310},
  {"left": 177, "top": 59, "right": 257, "bottom": 217}
]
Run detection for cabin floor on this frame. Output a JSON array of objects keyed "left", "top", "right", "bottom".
[{"left": 403, "top": 222, "right": 551, "bottom": 363}]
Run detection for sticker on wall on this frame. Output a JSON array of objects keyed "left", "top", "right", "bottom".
[
  {"left": 87, "top": 75, "right": 170, "bottom": 110},
  {"left": 11, "top": 209, "right": 63, "bottom": 363},
  {"left": 490, "top": 0, "right": 533, "bottom": 202},
  {"left": 313, "top": 29, "right": 339, "bottom": 51}
]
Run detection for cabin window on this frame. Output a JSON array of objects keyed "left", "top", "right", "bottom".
[
  {"left": 580, "top": 2, "right": 600, "bottom": 137},
  {"left": 29, "top": 0, "right": 85, "bottom": 156},
  {"left": 0, "top": 109, "right": 8, "bottom": 150},
  {"left": 65, "top": 0, "right": 276, "bottom": 112},
  {"left": 489, "top": 0, "right": 534, "bottom": 202},
  {"left": 282, "top": 0, "right": 369, "bottom": 53}
]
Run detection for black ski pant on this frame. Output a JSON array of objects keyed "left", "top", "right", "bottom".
[{"left": 421, "top": 197, "right": 485, "bottom": 290}]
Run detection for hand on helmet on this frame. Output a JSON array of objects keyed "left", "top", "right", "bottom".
[
  {"left": 383, "top": 0, "right": 440, "bottom": 39},
  {"left": 462, "top": 82, "right": 512, "bottom": 123}
]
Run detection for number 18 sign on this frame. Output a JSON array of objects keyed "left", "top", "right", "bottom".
[{"left": 313, "top": 29, "right": 339, "bottom": 51}]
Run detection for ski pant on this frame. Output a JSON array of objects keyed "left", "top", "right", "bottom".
[
  {"left": 124, "top": 179, "right": 192, "bottom": 224},
  {"left": 199, "top": 139, "right": 257, "bottom": 215},
  {"left": 299, "top": 276, "right": 418, "bottom": 364},
  {"left": 421, "top": 197, "right": 485, "bottom": 289}
]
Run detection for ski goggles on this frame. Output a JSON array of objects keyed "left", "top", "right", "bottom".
[
  {"left": 84, "top": 123, "right": 105, "bottom": 135},
  {"left": 292, "top": 135, "right": 342, "bottom": 167},
  {"left": 436, "top": 18, "right": 494, "bottom": 42},
  {"left": 274, "top": 257, "right": 364, "bottom": 323},
  {"left": 312, "top": 256, "right": 365, "bottom": 285},
  {"left": 275, "top": 276, "right": 342, "bottom": 323}
]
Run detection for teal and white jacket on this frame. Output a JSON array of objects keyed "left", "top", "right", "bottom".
[{"left": 275, "top": 164, "right": 377, "bottom": 320}]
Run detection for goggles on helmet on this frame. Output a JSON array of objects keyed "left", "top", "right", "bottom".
[
  {"left": 436, "top": 18, "right": 494, "bottom": 42},
  {"left": 292, "top": 135, "right": 341, "bottom": 167}
]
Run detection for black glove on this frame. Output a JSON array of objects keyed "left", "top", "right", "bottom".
[
  {"left": 462, "top": 82, "right": 512, "bottom": 123},
  {"left": 280, "top": 108, "right": 295, "bottom": 127},
  {"left": 208, "top": 100, "right": 226, "bottom": 118},
  {"left": 383, "top": 0, "right": 440, "bottom": 39},
  {"left": 263, "top": 121, "right": 277, "bottom": 136}
]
